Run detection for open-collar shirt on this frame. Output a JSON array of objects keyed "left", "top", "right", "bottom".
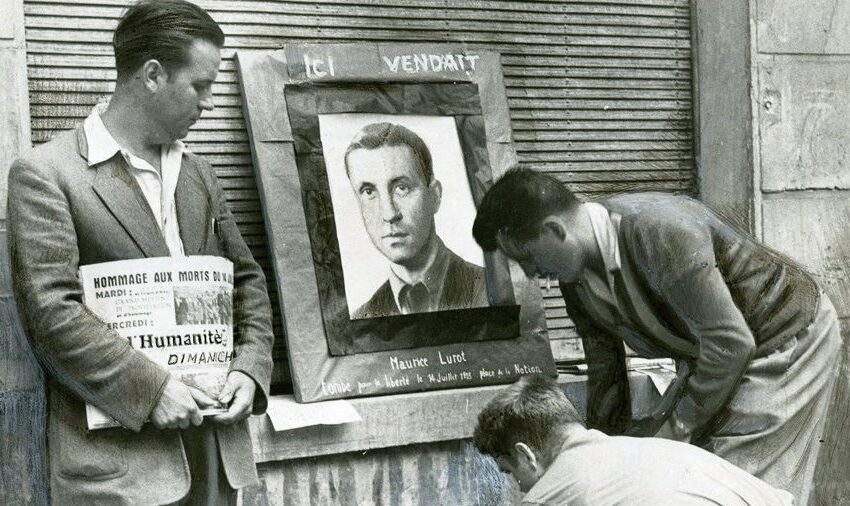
[
  {"left": 574, "top": 202, "right": 623, "bottom": 327},
  {"left": 83, "top": 103, "right": 185, "bottom": 257}
]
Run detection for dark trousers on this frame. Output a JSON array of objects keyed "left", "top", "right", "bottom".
[{"left": 165, "top": 420, "right": 236, "bottom": 506}]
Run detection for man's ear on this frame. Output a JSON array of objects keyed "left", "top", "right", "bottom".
[
  {"left": 141, "top": 59, "right": 166, "bottom": 92},
  {"left": 513, "top": 442, "right": 539, "bottom": 469},
  {"left": 541, "top": 216, "right": 567, "bottom": 243},
  {"left": 429, "top": 179, "right": 443, "bottom": 213}
]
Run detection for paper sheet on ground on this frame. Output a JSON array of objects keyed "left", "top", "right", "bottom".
[{"left": 266, "top": 395, "right": 361, "bottom": 431}]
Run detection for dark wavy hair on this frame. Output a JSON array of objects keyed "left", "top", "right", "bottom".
[
  {"left": 343, "top": 122, "right": 434, "bottom": 184},
  {"left": 473, "top": 375, "right": 583, "bottom": 459},
  {"left": 113, "top": 0, "right": 225, "bottom": 82},
  {"left": 472, "top": 168, "right": 582, "bottom": 252}
]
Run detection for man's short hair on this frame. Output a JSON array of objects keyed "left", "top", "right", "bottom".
[
  {"left": 472, "top": 168, "right": 582, "bottom": 252},
  {"left": 114, "top": 0, "right": 225, "bottom": 82},
  {"left": 473, "top": 375, "right": 583, "bottom": 459},
  {"left": 343, "top": 122, "right": 434, "bottom": 184}
]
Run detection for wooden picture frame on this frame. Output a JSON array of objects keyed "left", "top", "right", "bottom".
[{"left": 237, "top": 43, "right": 556, "bottom": 402}]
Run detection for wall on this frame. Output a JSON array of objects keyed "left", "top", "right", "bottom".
[
  {"left": 4, "top": 0, "right": 697, "bottom": 503},
  {"left": 0, "top": 0, "right": 46, "bottom": 504},
  {"left": 752, "top": 1, "right": 850, "bottom": 503},
  {"left": 694, "top": 1, "right": 850, "bottom": 503}
]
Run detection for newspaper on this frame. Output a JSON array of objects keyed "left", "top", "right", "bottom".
[{"left": 79, "top": 256, "right": 235, "bottom": 430}]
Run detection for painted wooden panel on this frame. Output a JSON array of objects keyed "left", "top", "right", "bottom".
[
  {"left": 757, "top": 0, "right": 850, "bottom": 54},
  {"left": 0, "top": 1, "right": 15, "bottom": 39},
  {"left": 758, "top": 57, "right": 850, "bottom": 192},
  {"left": 762, "top": 194, "right": 850, "bottom": 317}
]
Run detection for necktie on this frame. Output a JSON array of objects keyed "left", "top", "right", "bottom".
[{"left": 403, "top": 282, "right": 430, "bottom": 314}]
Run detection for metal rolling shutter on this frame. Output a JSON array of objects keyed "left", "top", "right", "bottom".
[{"left": 23, "top": 0, "right": 694, "bottom": 388}]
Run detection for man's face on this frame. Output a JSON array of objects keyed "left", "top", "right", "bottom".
[
  {"left": 497, "top": 219, "right": 588, "bottom": 284},
  {"left": 496, "top": 453, "right": 541, "bottom": 493},
  {"left": 152, "top": 38, "right": 220, "bottom": 142},
  {"left": 347, "top": 145, "right": 441, "bottom": 268}
]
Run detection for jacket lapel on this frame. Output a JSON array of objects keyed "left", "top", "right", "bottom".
[
  {"left": 89, "top": 149, "right": 170, "bottom": 258},
  {"left": 175, "top": 157, "right": 210, "bottom": 256},
  {"left": 616, "top": 223, "right": 696, "bottom": 358}
]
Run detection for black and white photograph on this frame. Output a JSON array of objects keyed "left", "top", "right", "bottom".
[
  {"left": 174, "top": 286, "right": 233, "bottom": 326},
  {"left": 320, "top": 113, "right": 489, "bottom": 320},
  {"left": 2, "top": 1, "right": 849, "bottom": 505}
]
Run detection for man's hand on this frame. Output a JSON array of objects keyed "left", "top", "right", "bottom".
[
  {"left": 212, "top": 371, "right": 256, "bottom": 425},
  {"left": 151, "top": 377, "right": 206, "bottom": 430}
]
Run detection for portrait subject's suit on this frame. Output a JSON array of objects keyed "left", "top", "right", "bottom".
[
  {"left": 563, "top": 193, "right": 838, "bottom": 503},
  {"left": 7, "top": 126, "right": 274, "bottom": 505},
  {"left": 352, "top": 246, "right": 487, "bottom": 319}
]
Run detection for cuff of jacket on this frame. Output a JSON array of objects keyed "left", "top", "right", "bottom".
[{"left": 228, "top": 363, "right": 270, "bottom": 415}]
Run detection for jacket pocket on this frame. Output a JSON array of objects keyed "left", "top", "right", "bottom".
[{"left": 56, "top": 422, "right": 128, "bottom": 480}]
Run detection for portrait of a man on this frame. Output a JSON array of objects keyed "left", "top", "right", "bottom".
[
  {"left": 344, "top": 122, "right": 489, "bottom": 319},
  {"left": 319, "top": 113, "right": 492, "bottom": 321}
]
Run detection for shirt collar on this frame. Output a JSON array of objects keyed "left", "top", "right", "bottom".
[
  {"left": 387, "top": 237, "right": 452, "bottom": 311},
  {"left": 585, "top": 202, "right": 621, "bottom": 273},
  {"left": 82, "top": 103, "right": 186, "bottom": 167}
]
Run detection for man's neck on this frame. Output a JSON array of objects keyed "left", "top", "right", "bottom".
[
  {"left": 100, "top": 91, "right": 164, "bottom": 168},
  {"left": 574, "top": 204, "right": 608, "bottom": 281},
  {"left": 390, "top": 232, "right": 441, "bottom": 284},
  {"left": 537, "top": 423, "right": 583, "bottom": 470}
]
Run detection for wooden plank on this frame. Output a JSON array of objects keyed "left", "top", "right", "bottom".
[
  {"left": 565, "top": 4, "right": 689, "bottom": 18},
  {"left": 565, "top": 24, "right": 690, "bottom": 39},
  {"left": 515, "top": 129, "right": 692, "bottom": 142},
  {"left": 762, "top": 194, "right": 850, "bottom": 318},
  {"left": 512, "top": 120, "right": 691, "bottom": 131},
  {"left": 252, "top": 440, "right": 520, "bottom": 506},
  {"left": 566, "top": 55, "right": 690, "bottom": 68},
  {"left": 568, "top": 35, "right": 691, "bottom": 48},
  {"left": 757, "top": 0, "right": 850, "bottom": 54},
  {"left": 0, "top": 0, "right": 31, "bottom": 218},
  {"left": 250, "top": 373, "right": 660, "bottom": 463},
  {"left": 508, "top": 99, "right": 691, "bottom": 112},
  {"left": 1, "top": 1, "right": 16, "bottom": 40},
  {"left": 509, "top": 109, "right": 692, "bottom": 120},
  {"left": 758, "top": 58, "right": 850, "bottom": 191}
]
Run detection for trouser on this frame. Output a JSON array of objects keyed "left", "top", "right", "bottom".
[
  {"left": 164, "top": 420, "right": 236, "bottom": 506},
  {"left": 704, "top": 292, "right": 841, "bottom": 506}
]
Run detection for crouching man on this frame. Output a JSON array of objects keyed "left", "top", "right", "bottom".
[{"left": 473, "top": 376, "right": 794, "bottom": 506}]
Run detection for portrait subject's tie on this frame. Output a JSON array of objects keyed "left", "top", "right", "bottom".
[{"left": 403, "top": 282, "right": 430, "bottom": 314}]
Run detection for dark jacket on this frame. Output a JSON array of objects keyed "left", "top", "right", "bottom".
[
  {"left": 352, "top": 247, "right": 487, "bottom": 319},
  {"left": 565, "top": 193, "right": 819, "bottom": 436}
]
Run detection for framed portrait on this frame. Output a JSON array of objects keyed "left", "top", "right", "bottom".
[{"left": 238, "top": 44, "right": 556, "bottom": 402}]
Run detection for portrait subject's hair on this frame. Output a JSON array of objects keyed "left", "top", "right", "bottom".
[
  {"left": 343, "top": 122, "right": 434, "bottom": 184},
  {"left": 472, "top": 168, "right": 582, "bottom": 252},
  {"left": 473, "top": 375, "right": 583, "bottom": 459},
  {"left": 113, "top": 0, "right": 225, "bottom": 82}
]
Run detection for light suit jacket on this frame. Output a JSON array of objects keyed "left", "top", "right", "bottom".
[
  {"left": 562, "top": 193, "right": 819, "bottom": 439},
  {"left": 7, "top": 126, "right": 274, "bottom": 505}
]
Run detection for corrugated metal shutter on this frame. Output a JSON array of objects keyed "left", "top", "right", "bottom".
[{"left": 23, "top": 0, "right": 694, "bottom": 389}]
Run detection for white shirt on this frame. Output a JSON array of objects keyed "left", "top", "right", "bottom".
[
  {"left": 83, "top": 104, "right": 185, "bottom": 257},
  {"left": 522, "top": 426, "right": 794, "bottom": 506}
]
